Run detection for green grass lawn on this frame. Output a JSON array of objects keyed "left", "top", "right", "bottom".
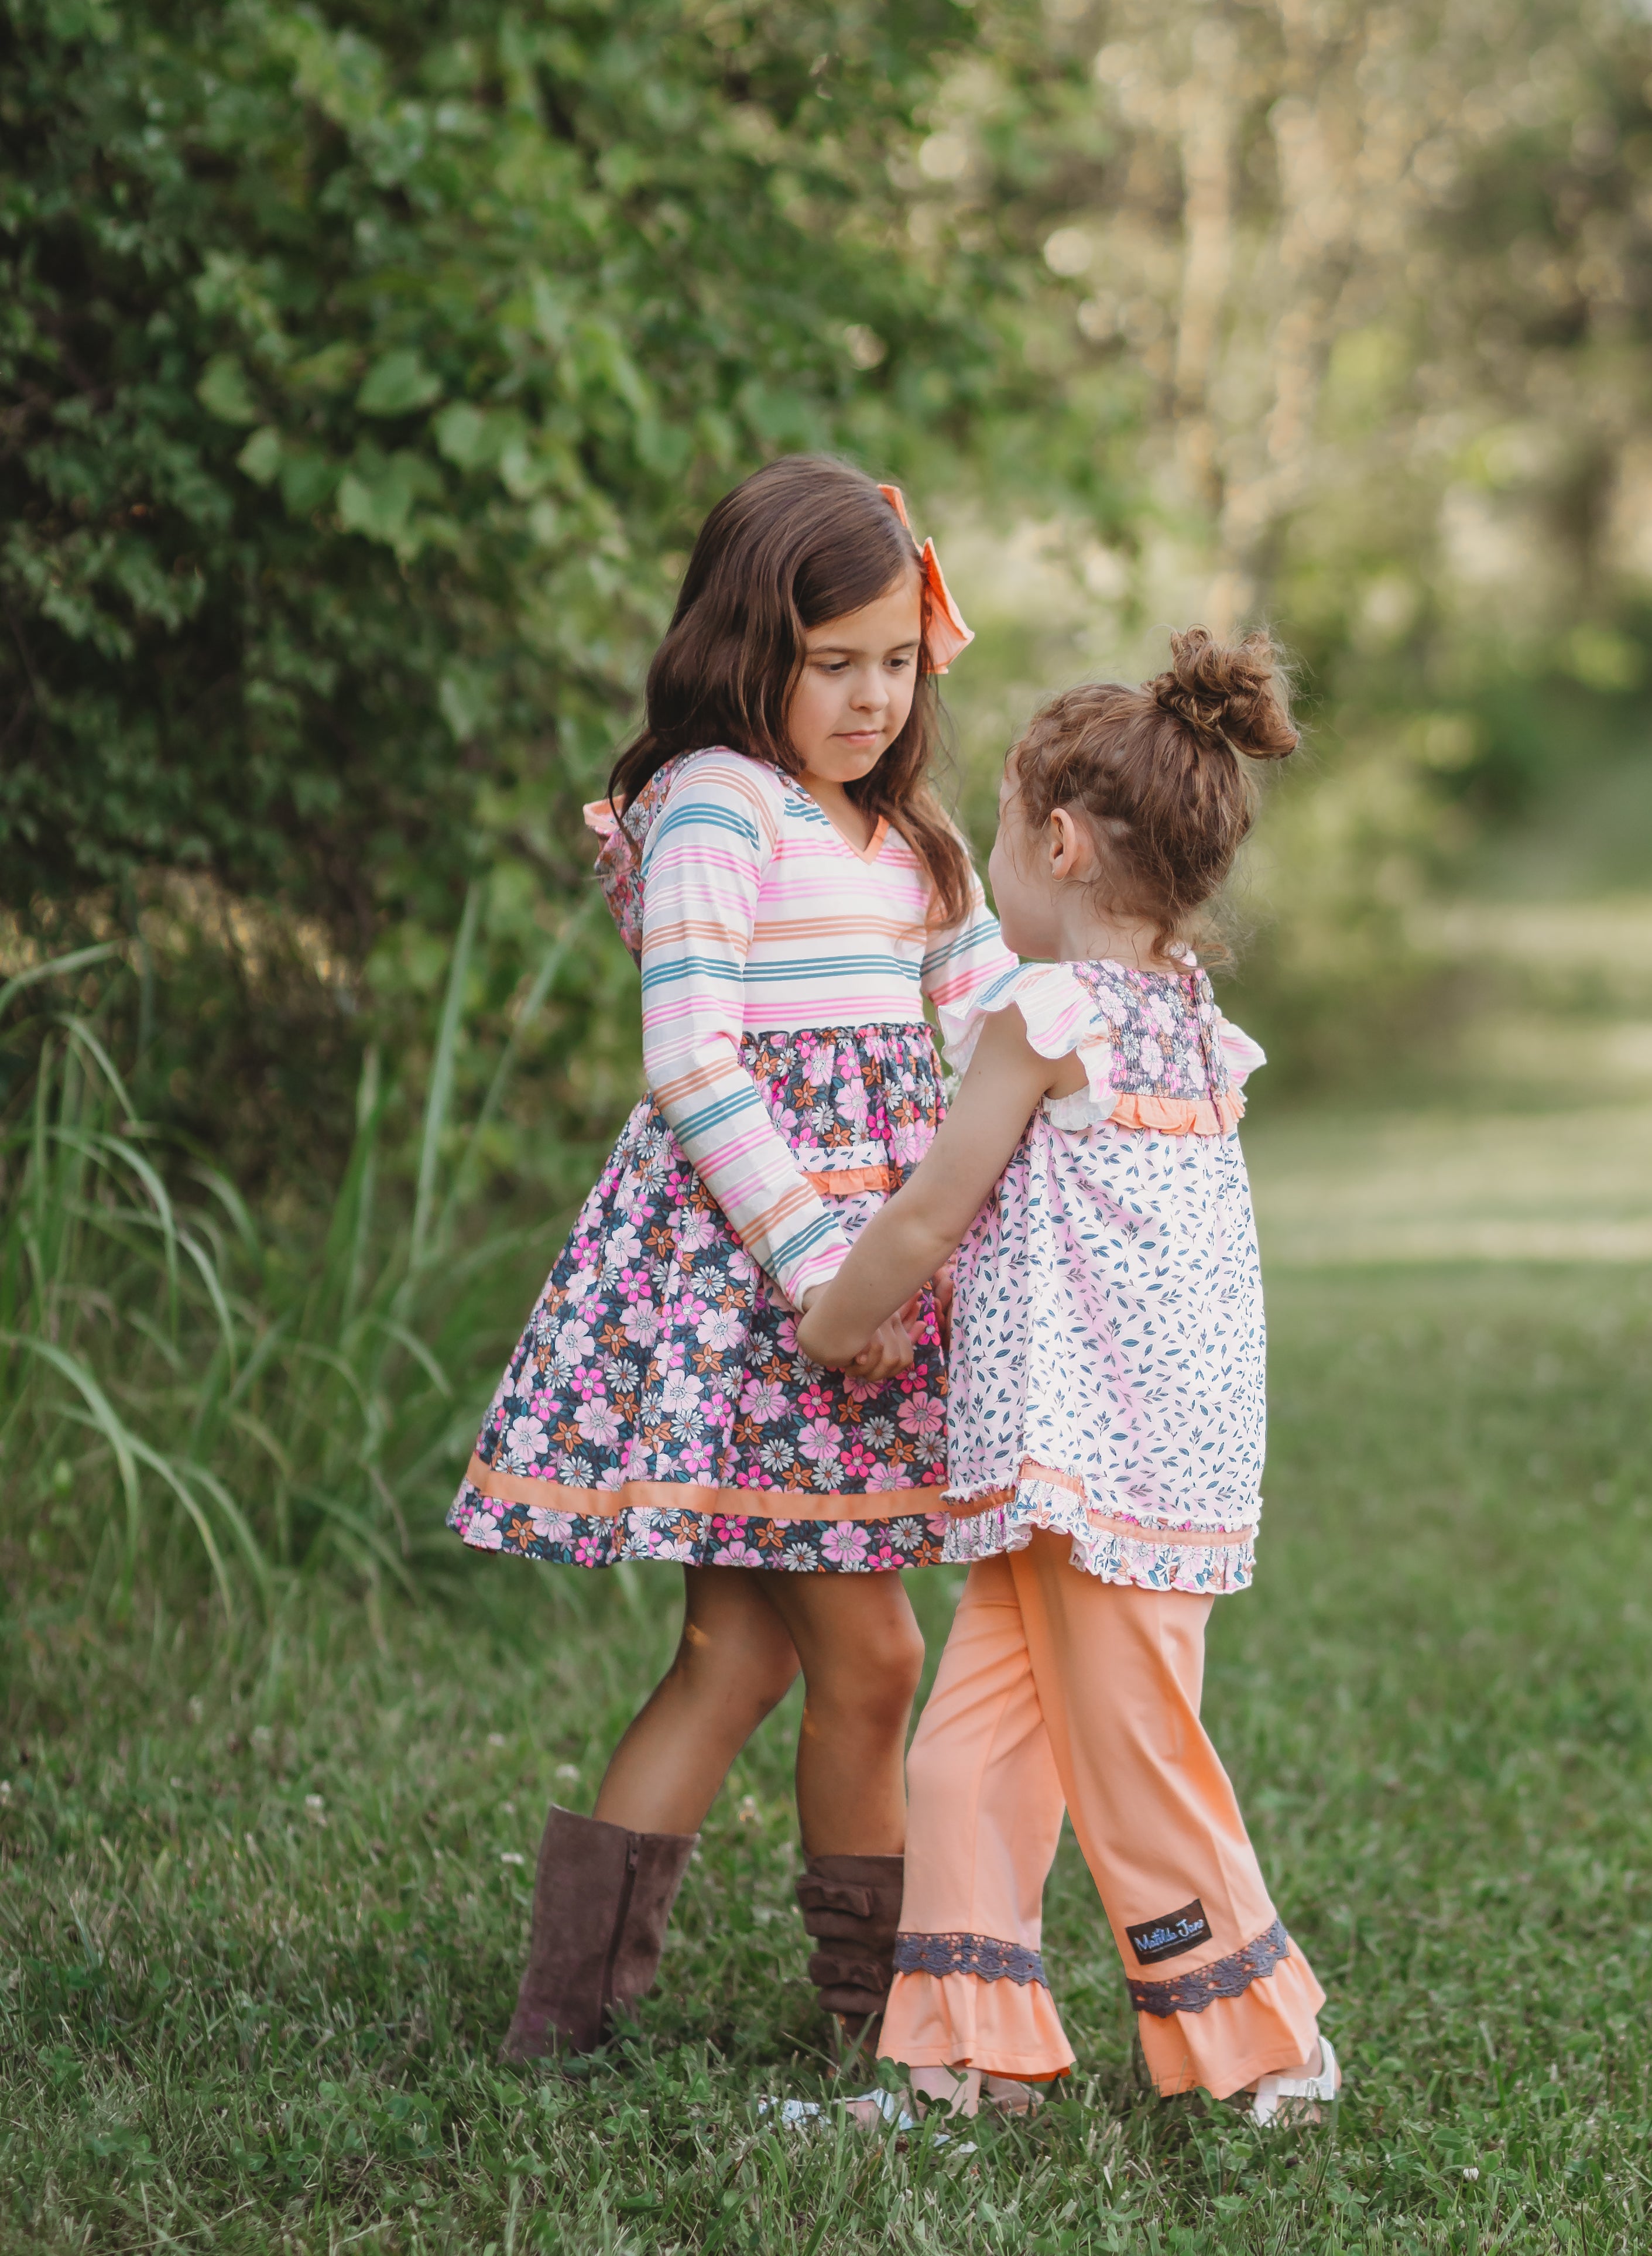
[{"left": 4, "top": 1259, "right": 1650, "bottom": 2253}]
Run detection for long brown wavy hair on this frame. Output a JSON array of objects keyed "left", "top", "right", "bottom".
[{"left": 608, "top": 456, "right": 973, "bottom": 928}]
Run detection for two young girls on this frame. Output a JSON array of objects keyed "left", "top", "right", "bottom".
[
  {"left": 450, "top": 457, "right": 1014, "bottom": 2058},
  {"left": 453, "top": 450, "right": 1333, "bottom": 2123}
]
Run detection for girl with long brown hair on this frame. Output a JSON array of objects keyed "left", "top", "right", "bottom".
[{"left": 448, "top": 457, "right": 1014, "bottom": 2062}]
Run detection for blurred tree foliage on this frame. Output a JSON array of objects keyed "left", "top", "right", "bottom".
[
  {"left": 910, "top": 0, "right": 1652, "bottom": 1075},
  {"left": 0, "top": 0, "right": 994, "bottom": 1189},
  {"left": 2, "top": 0, "right": 990, "bottom": 927}
]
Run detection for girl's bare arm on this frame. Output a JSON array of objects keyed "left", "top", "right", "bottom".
[{"left": 797, "top": 1008, "right": 1079, "bottom": 1369}]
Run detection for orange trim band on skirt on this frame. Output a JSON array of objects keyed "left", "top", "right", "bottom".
[
  {"left": 463, "top": 1454, "right": 942, "bottom": 1525},
  {"left": 944, "top": 1459, "right": 1255, "bottom": 1545}
]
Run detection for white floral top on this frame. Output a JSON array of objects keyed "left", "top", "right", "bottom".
[{"left": 941, "top": 957, "right": 1270, "bottom": 1595}]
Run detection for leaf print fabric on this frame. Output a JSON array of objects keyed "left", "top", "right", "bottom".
[
  {"left": 447, "top": 1023, "right": 951, "bottom": 1573},
  {"left": 941, "top": 960, "right": 1270, "bottom": 1596}
]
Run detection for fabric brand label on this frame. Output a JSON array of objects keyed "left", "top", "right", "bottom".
[{"left": 1126, "top": 1899, "right": 1212, "bottom": 1966}]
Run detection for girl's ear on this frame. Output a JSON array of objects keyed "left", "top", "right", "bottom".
[{"left": 1047, "top": 806, "right": 1094, "bottom": 881}]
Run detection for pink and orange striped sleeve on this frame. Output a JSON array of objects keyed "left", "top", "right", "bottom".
[
  {"left": 639, "top": 751, "right": 851, "bottom": 1306},
  {"left": 920, "top": 863, "right": 1019, "bottom": 1046}
]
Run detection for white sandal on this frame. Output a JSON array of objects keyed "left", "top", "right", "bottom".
[
  {"left": 758, "top": 2087, "right": 975, "bottom": 2150},
  {"left": 759, "top": 2088, "right": 917, "bottom": 2132},
  {"left": 1242, "top": 2035, "right": 1341, "bottom": 2127}
]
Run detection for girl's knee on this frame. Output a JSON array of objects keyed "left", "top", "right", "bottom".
[
  {"left": 810, "top": 1620, "right": 924, "bottom": 1730},
  {"left": 670, "top": 1620, "right": 797, "bottom": 1721},
  {"left": 741, "top": 1651, "right": 803, "bottom": 1719}
]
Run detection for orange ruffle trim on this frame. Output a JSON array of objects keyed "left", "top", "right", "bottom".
[
  {"left": 944, "top": 1460, "right": 1256, "bottom": 1547},
  {"left": 880, "top": 1947, "right": 1324, "bottom": 2101},
  {"left": 1137, "top": 1943, "right": 1327, "bottom": 2100},
  {"left": 879, "top": 1970, "right": 1077, "bottom": 2082},
  {"left": 1107, "top": 1088, "right": 1245, "bottom": 1136}
]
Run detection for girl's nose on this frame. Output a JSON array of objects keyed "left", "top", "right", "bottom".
[{"left": 849, "top": 669, "right": 889, "bottom": 712}]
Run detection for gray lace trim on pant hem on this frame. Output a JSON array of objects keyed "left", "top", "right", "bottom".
[
  {"left": 893, "top": 1930, "right": 1050, "bottom": 1988},
  {"left": 1126, "top": 1917, "right": 1290, "bottom": 2018}
]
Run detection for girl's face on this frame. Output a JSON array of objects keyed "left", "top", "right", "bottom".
[
  {"left": 786, "top": 571, "right": 924, "bottom": 783},
  {"left": 987, "top": 767, "right": 1063, "bottom": 956},
  {"left": 988, "top": 756, "right": 1167, "bottom": 967},
  {"left": 987, "top": 759, "right": 1102, "bottom": 958}
]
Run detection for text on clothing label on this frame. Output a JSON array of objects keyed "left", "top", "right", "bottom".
[{"left": 1126, "top": 1899, "right": 1212, "bottom": 1966}]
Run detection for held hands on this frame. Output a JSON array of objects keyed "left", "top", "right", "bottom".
[{"left": 796, "top": 1286, "right": 916, "bottom": 1381}]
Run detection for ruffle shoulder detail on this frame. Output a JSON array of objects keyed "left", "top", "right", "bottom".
[
  {"left": 584, "top": 749, "right": 782, "bottom": 960},
  {"left": 583, "top": 747, "right": 784, "bottom": 843},
  {"left": 1218, "top": 1018, "right": 1266, "bottom": 1088},
  {"left": 946, "top": 959, "right": 1261, "bottom": 1139},
  {"left": 941, "top": 959, "right": 1101, "bottom": 1077}
]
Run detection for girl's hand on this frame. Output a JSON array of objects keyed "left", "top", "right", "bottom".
[
  {"left": 796, "top": 1293, "right": 914, "bottom": 1380},
  {"left": 895, "top": 1272, "right": 951, "bottom": 1351},
  {"left": 785, "top": 1010, "right": 1064, "bottom": 1367},
  {"left": 931, "top": 1262, "right": 955, "bottom": 1353},
  {"left": 848, "top": 1314, "right": 915, "bottom": 1384}
]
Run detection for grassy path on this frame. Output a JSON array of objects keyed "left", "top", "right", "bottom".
[{"left": 3, "top": 1259, "right": 1650, "bottom": 2251}]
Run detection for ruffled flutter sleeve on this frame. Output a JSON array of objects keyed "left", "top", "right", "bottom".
[
  {"left": 640, "top": 752, "right": 851, "bottom": 1305},
  {"left": 1218, "top": 1016, "right": 1267, "bottom": 1087},
  {"left": 946, "top": 960, "right": 1260, "bottom": 1136},
  {"left": 943, "top": 961, "right": 1103, "bottom": 1080}
]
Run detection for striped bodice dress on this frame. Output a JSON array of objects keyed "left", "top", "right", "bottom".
[{"left": 447, "top": 748, "right": 1016, "bottom": 1572}]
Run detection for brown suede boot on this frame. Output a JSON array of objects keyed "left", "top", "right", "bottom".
[
  {"left": 501, "top": 1805, "right": 697, "bottom": 2061},
  {"left": 794, "top": 1851, "right": 905, "bottom": 2057}
]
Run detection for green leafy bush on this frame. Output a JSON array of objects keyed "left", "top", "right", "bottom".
[{"left": 1, "top": 0, "right": 985, "bottom": 942}]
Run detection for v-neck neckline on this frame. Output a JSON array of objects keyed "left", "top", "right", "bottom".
[{"left": 790, "top": 779, "right": 889, "bottom": 863}]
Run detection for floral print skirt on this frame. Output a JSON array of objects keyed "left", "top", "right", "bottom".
[{"left": 448, "top": 1023, "right": 952, "bottom": 1572}]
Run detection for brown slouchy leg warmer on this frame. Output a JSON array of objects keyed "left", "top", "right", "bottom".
[
  {"left": 794, "top": 1851, "right": 905, "bottom": 2053},
  {"left": 501, "top": 1805, "right": 697, "bottom": 2061}
]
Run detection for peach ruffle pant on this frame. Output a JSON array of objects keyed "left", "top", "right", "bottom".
[{"left": 880, "top": 1535, "right": 1325, "bottom": 2100}]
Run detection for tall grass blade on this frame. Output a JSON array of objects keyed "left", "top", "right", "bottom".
[
  {"left": 0, "top": 942, "right": 121, "bottom": 1021},
  {"left": 342, "top": 1043, "right": 384, "bottom": 1327},
  {"left": 434, "top": 894, "right": 599, "bottom": 1249},
  {"left": 358, "top": 1315, "right": 451, "bottom": 1397},
  {"left": 3, "top": 929, "right": 561, "bottom": 1625},
  {"left": 56, "top": 1014, "right": 139, "bottom": 1124},
  {"left": 121, "top": 1433, "right": 240, "bottom": 1625},
  {"left": 410, "top": 884, "right": 480, "bottom": 1278},
  {"left": 3, "top": 1331, "right": 145, "bottom": 1601}
]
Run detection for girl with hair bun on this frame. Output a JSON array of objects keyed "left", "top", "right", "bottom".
[
  {"left": 788, "top": 625, "right": 1339, "bottom": 2128},
  {"left": 448, "top": 457, "right": 1015, "bottom": 2065}
]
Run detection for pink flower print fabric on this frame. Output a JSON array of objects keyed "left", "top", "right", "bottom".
[
  {"left": 447, "top": 1023, "right": 952, "bottom": 1573},
  {"left": 582, "top": 756, "right": 686, "bottom": 964}
]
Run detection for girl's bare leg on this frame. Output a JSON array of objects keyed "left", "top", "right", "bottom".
[
  {"left": 592, "top": 1567, "right": 801, "bottom": 1835},
  {"left": 755, "top": 1570, "right": 926, "bottom": 1855},
  {"left": 909, "top": 2064, "right": 982, "bottom": 2115}
]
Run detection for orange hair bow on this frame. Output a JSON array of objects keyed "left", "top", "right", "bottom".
[{"left": 879, "top": 484, "right": 975, "bottom": 673}]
